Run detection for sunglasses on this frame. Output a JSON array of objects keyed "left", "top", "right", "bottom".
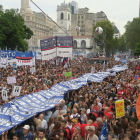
[{"left": 88, "top": 129, "right": 93, "bottom": 132}]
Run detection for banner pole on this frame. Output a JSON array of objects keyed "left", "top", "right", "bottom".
[{"left": 56, "top": 36, "right": 57, "bottom": 68}]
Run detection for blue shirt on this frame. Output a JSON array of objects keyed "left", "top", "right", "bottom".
[
  {"left": 43, "top": 111, "right": 52, "bottom": 123},
  {"left": 15, "top": 129, "right": 33, "bottom": 140}
]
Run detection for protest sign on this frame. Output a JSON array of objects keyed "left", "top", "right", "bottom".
[
  {"left": 65, "top": 72, "right": 72, "bottom": 77},
  {"left": 30, "top": 67, "right": 36, "bottom": 73},
  {"left": 12, "top": 86, "right": 22, "bottom": 96},
  {"left": 7, "top": 76, "right": 16, "bottom": 84},
  {"left": 16, "top": 58, "right": 35, "bottom": 66},
  {"left": 115, "top": 99, "right": 125, "bottom": 119},
  {"left": 91, "top": 67, "right": 95, "bottom": 74},
  {"left": 2, "top": 90, "right": 8, "bottom": 101}
]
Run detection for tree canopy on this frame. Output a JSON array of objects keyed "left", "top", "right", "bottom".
[
  {"left": 93, "top": 20, "right": 115, "bottom": 56},
  {"left": 134, "top": 41, "right": 140, "bottom": 56},
  {"left": 0, "top": 8, "right": 33, "bottom": 51},
  {"left": 125, "top": 18, "right": 140, "bottom": 51}
]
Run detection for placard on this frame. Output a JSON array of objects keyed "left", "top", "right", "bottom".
[
  {"left": 30, "top": 67, "right": 36, "bottom": 73},
  {"left": 91, "top": 67, "right": 95, "bottom": 74},
  {"left": 115, "top": 99, "right": 125, "bottom": 119},
  {"left": 7, "top": 76, "right": 16, "bottom": 84},
  {"left": 2, "top": 90, "right": 8, "bottom": 101},
  {"left": 12, "top": 86, "right": 22, "bottom": 96},
  {"left": 65, "top": 72, "right": 72, "bottom": 77}
]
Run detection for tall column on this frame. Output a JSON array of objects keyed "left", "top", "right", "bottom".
[
  {"left": 26, "top": 0, "right": 30, "bottom": 8},
  {"left": 21, "top": 0, "right": 27, "bottom": 10}
]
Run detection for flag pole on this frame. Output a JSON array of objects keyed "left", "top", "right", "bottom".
[{"left": 56, "top": 36, "right": 57, "bottom": 68}]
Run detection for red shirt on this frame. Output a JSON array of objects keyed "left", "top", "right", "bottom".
[
  {"left": 77, "top": 122, "right": 81, "bottom": 127},
  {"left": 57, "top": 74, "right": 62, "bottom": 77},
  {"left": 71, "top": 125, "right": 76, "bottom": 135},
  {"left": 92, "top": 106, "right": 99, "bottom": 112},
  {"left": 117, "top": 91, "right": 123, "bottom": 99},
  {"left": 81, "top": 124, "right": 90, "bottom": 138},
  {"left": 91, "top": 123, "right": 98, "bottom": 129},
  {"left": 104, "top": 112, "right": 111, "bottom": 119}
]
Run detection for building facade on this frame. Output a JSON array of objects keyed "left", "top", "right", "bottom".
[
  {"left": 20, "top": 0, "right": 57, "bottom": 51},
  {"left": 69, "top": 1, "right": 78, "bottom": 14},
  {"left": 113, "top": 25, "right": 121, "bottom": 39},
  {"left": 53, "top": 2, "right": 72, "bottom": 36},
  {"left": 71, "top": 8, "right": 108, "bottom": 36},
  {"left": 39, "top": 1, "right": 108, "bottom": 55}
]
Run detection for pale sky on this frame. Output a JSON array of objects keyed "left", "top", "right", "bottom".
[{"left": 1, "top": 0, "right": 140, "bottom": 35}]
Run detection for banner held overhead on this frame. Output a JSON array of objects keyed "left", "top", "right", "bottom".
[{"left": 40, "top": 37, "right": 57, "bottom": 60}]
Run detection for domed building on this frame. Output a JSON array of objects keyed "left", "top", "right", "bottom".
[{"left": 20, "top": 0, "right": 57, "bottom": 51}]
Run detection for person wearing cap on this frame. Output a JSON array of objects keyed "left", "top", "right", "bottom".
[
  {"left": 86, "top": 126, "right": 98, "bottom": 140},
  {"left": 11, "top": 125, "right": 33, "bottom": 140},
  {"left": 71, "top": 119, "right": 78, "bottom": 135},
  {"left": 71, "top": 126, "right": 82, "bottom": 140}
]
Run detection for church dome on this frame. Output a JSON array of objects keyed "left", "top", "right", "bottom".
[{"left": 25, "top": 6, "right": 33, "bottom": 14}]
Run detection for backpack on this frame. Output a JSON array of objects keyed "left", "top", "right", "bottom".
[{"left": 65, "top": 127, "right": 72, "bottom": 140}]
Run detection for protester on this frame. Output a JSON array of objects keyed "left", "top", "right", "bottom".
[
  {"left": 0, "top": 56, "right": 140, "bottom": 140},
  {"left": 35, "top": 128, "right": 46, "bottom": 140},
  {"left": 11, "top": 125, "right": 34, "bottom": 140},
  {"left": 86, "top": 126, "right": 98, "bottom": 140}
]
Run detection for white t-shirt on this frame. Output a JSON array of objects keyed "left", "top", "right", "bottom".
[
  {"left": 98, "top": 102, "right": 102, "bottom": 111},
  {"left": 41, "top": 119, "right": 48, "bottom": 129},
  {"left": 87, "top": 134, "right": 98, "bottom": 140},
  {"left": 86, "top": 109, "right": 90, "bottom": 114},
  {"left": 67, "top": 123, "right": 72, "bottom": 129},
  {"left": 49, "top": 123, "right": 54, "bottom": 134},
  {"left": 70, "top": 113, "right": 80, "bottom": 118}
]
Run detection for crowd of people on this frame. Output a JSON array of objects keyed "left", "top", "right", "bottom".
[{"left": 0, "top": 57, "right": 140, "bottom": 140}]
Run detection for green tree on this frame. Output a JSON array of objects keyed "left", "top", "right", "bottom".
[
  {"left": 134, "top": 41, "right": 140, "bottom": 56},
  {"left": 0, "top": 8, "right": 33, "bottom": 51},
  {"left": 125, "top": 18, "right": 140, "bottom": 51},
  {"left": 117, "top": 34, "right": 127, "bottom": 52},
  {"left": 93, "top": 20, "right": 115, "bottom": 57}
]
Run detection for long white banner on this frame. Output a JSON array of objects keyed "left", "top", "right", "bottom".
[
  {"left": 41, "top": 48, "right": 56, "bottom": 60},
  {"left": 16, "top": 57, "right": 35, "bottom": 66}
]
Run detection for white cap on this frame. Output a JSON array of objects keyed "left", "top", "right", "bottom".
[{"left": 23, "top": 125, "right": 30, "bottom": 130}]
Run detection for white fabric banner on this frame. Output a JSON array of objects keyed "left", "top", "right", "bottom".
[
  {"left": 41, "top": 48, "right": 56, "bottom": 60},
  {"left": 16, "top": 58, "right": 35, "bottom": 66},
  {"left": 57, "top": 47, "right": 72, "bottom": 58}
]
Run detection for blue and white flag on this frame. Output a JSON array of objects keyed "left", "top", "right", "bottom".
[
  {"left": 103, "top": 60, "right": 105, "bottom": 72},
  {"left": 99, "top": 120, "right": 107, "bottom": 140},
  {"left": 16, "top": 51, "right": 32, "bottom": 60}
]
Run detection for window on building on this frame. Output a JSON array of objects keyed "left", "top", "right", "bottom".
[
  {"left": 81, "top": 20, "right": 84, "bottom": 24},
  {"left": 26, "top": 16, "right": 30, "bottom": 20},
  {"left": 81, "top": 25, "right": 85, "bottom": 28},
  {"left": 61, "top": 13, "right": 64, "bottom": 20},
  {"left": 73, "top": 40, "right": 77, "bottom": 49},
  {"left": 78, "top": 16, "right": 80, "bottom": 19},
  {"left": 81, "top": 40, "right": 86, "bottom": 48},
  {"left": 81, "top": 16, "right": 84, "bottom": 19},
  {"left": 78, "top": 20, "right": 80, "bottom": 24}
]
